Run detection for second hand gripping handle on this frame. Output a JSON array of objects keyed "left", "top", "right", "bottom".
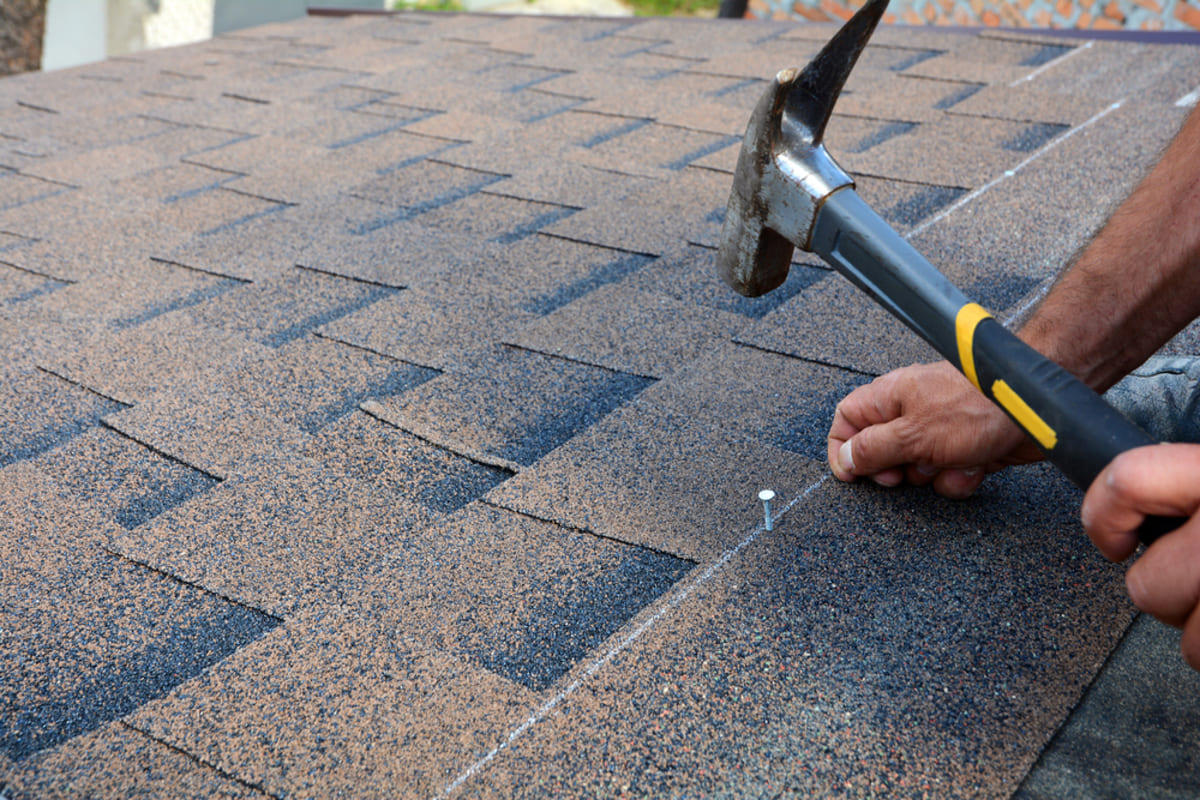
[{"left": 960, "top": 307, "right": 1181, "bottom": 546}]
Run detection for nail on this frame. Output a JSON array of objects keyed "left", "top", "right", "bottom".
[
  {"left": 759, "top": 489, "right": 776, "bottom": 531},
  {"left": 838, "top": 440, "right": 854, "bottom": 473}
]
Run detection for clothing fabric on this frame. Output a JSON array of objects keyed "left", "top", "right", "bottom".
[{"left": 1103, "top": 356, "right": 1200, "bottom": 444}]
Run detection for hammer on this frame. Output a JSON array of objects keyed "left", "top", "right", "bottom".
[{"left": 717, "top": 0, "right": 1178, "bottom": 545}]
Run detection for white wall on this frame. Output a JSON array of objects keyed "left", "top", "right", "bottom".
[{"left": 42, "top": 0, "right": 108, "bottom": 71}]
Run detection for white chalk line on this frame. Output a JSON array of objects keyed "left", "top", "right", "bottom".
[
  {"left": 904, "top": 98, "right": 1125, "bottom": 241},
  {"left": 1009, "top": 40, "right": 1093, "bottom": 88},
  {"left": 439, "top": 474, "right": 831, "bottom": 798},
  {"left": 1003, "top": 279, "right": 1053, "bottom": 327},
  {"left": 1176, "top": 86, "right": 1200, "bottom": 108}
]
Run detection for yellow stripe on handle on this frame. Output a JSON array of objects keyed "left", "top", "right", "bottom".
[
  {"left": 955, "top": 302, "right": 993, "bottom": 392},
  {"left": 992, "top": 379, "right": 1058, "bottom": 450}
]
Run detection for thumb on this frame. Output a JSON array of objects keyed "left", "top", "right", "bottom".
[{"left": 841, "top": 418, "right": 919, "bottom": 477}]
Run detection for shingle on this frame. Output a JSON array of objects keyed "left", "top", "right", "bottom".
[
  {"left": 350, "top": 502, "right": 694, "bottom": 691},
  {"left": 19, "top": 143, "right": 172, "bottom": 187},
  {"left": 638, "top": 341, "right": 870, "bottom": 460},
  {"left": 3, "top": 12, "right": 1198, "bottom": 797},
  {"left": 0, "top": 263, "right": 66, "bottom": 307},
  {"left": 0, "top": 195, "right": 192, "bottom": 281},
  {"left": 221, "top": 335, "right": 438, "bottom": 435},
  {"left": 0, "top": 462, "right": 277, "bottom": 763},
  {"left": 365, "top": 345, "right": 653, "bottom": 469},
  {"left": 304, "top": 410, "right": 512, "bottom": 513},
  {"left": 110, "top": 461, "right": 437, "bottom": 615},
  {"left": 487, "top": 401, "right": 825, "bottom": 560},
  {"left": 124, "top": 616, "right": 536, "bottom": 797},
  {"left": 618, "top": 243, "right": 827, "bottom": 319},
  {"left": 32, "top": 426, "right": 219, "bottom": 530},
  {"left": 184, "top": 266, "right": 395, "bottom": 347},
  {"left": 8, "top": 723, "right": 265, "bottom": 799},
  {"left": 541, "top": 166, "right": 729, "bottom": 255},
  {"left": 26, "top": 259, "right": 242, "bottom": 331},
  {"left": 0, "top": 367, "right": 127, "bottom": 468},
  {"left": 114, "top": 162, "right": 241, "bottom": 203},
  {"left": 182, "top": 133, "right": 326, "bottom": 174},
  {"left": 505, "top": 282, "right": 744, "bottom": 379},
  {"left": 316, "top": 274, "right": 540, "bottom": 371},
  {"left": 44, "top": 312, "right": 271, "bottom": 405}
]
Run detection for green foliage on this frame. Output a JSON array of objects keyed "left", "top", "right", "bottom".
[
  {"left": 624, "top": 0, "right": 719, "bottom": 15},
  {"left": 392, "top": 0, "right": 464, "bottom": 10}
]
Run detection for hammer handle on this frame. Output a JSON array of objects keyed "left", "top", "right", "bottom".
[{"left": 812, "top": 188, "right": 1181, "bottom": 546}]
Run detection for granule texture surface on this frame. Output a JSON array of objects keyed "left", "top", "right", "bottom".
[{"left": 1, "top": 10, "right": 1198, "bottom": 799}]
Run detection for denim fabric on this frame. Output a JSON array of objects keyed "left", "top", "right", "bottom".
[{"left": 1103, "top": 356, "right": 1200, "bottom": 444}]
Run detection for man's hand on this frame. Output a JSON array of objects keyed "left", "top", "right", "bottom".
[
  {"left": 1082, "top": 444, "right": 1200, "bottom": 669},
  {"left": 827, "top": 361, "right": 1043, "bottom": 498}
]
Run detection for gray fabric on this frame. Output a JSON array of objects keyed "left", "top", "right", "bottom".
[{"left": 1103, "top": 356, "right": 1200, "bottom": 444}]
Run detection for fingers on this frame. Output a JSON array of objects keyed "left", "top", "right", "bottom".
[
  {"left": 827, "top": 362, "right": 1013, "bottom": 498},
  {"left": 1081, "top": 444, "right": 1200, "bottom": 562},
  {"left": 1082, "top": 445, "right": 1200, "bottom": 669}
]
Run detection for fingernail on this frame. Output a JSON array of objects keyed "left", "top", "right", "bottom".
[
  {"left": 916, "top": 464, "right": 937, "bottom": 477},
  {"left": 838, "top": 440, "right": 855, "bottom": 473}
]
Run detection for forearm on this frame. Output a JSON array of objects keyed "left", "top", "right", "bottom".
[{"left": 1019, "top": 105, "right": 1200, "bottom": 392}]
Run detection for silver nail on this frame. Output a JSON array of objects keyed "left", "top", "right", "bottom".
[{"left": 758, "top": 489, "right": 776, "bottom": 531}]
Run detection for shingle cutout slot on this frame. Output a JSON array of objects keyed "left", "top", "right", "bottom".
[
  {"left": 1002, "top": 122, "right": 1069, "bottom": 154},
  {"left": 522, "top": 252, "right": 654, "bottom": 315},
  {"left": 522, "top": 95, "right": 589, "bottom": 125},
  {"left": 664, "top": 135, "right": 740, "bottom": 171},
  {"left": 847, "top": 120, "right": 917, "bottom": 154},
  {"left": 882, "top": 184, "right": 967, "bottom": 227},
  {"left": 933, "top": 83, "right": 984, "bottom": 110},
  {"left": 231, "top": 339, "right": 441, "bottom": 435},
  {"left": 707, "top": 77, "right": 765, "bottom": 101},
  {"left": 1021, "top": 43, "right": 1073, "bottom": 67},
  {"left": 762, "top": 375, "right": 873, "bottom": 460},
  {"left": 0, "top": 172, "right": 70, "bottom": 211},
  {"left": 0, "top": 264, "right": 68, "bottom": 306},
  {"left": 889, "top": 49, "right": 943, "bottom": 72},
  {"left": 308, "top": 412, "right": 513, "bottom": 514},
  {"left": 659, "top": 245, "right": 830, "bottom": 321},
  {"left": 490, "top": 205, "right": 578, "bottom": 246},
  {"left": 296, "top": 357, "right": 440, "bottom": 434},
  {"left": 0, "top": 373, "right": 127, "bottom": 468},
  {"left": 199, "top": 198, "right": 290, "bottom": 237},
  {"left": 387, "top": 347, "right": 654, "bottom": 467},
  {"left": 32, "top": 427, "right": 220, "bottom": 530},
  {"left": 579, "top": 117, "right": 652, "bottom": 149},
  {"left": 189, "top": 269, "right": 400, "bottom": 348},
  {"left": 262, "top": 283, "right": 397, "bottom": 348},
  {"left": 350, "top": 166, "right": 508, "bottom": 234},
  {"left": 474, "top": 64, "right": 567, "bottom": 94},
  {"left": 470, "top": 531, "right": 693, "bottom": 690},
  {"left": 113, "top": 275, "right": 243, "bottom": 331},
  {"left": 328, "top": 119, "right": 418, "bottom": 150},
  {"left": 1, "top": 552, "right": 279, "bottom": 761}
]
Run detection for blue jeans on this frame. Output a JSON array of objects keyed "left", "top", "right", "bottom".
[{"left": 1103, "top": 356, "right": 1200, "bottom": 444}]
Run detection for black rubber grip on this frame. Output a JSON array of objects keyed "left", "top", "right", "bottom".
[{"left": 969, "top": 317, "right": 1182, "bottom": 546}]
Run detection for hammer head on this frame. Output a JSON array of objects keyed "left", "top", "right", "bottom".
[{"left": 717, "top": 0, "right": 890, "bottom": 297}]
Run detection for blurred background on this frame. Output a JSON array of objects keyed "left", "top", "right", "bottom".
[{"left": 2, "top": 0, "right": 1197, "bottom": 79}]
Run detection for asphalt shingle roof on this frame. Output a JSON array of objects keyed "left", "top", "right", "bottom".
[{"left": 3, "top": 10, "right": 1200, "bottom": 798}]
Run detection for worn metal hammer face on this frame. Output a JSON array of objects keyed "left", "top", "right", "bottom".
[
  {"left": 717, "top": 0, "right": 1180, "bottom": 545},
  {"left": 717, "top": 0, "right": 887, "bottom": 298}
]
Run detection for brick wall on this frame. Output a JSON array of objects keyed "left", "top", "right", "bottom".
[{"left": 748, "top": 0, "right": 1200, "bottom": 31}]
